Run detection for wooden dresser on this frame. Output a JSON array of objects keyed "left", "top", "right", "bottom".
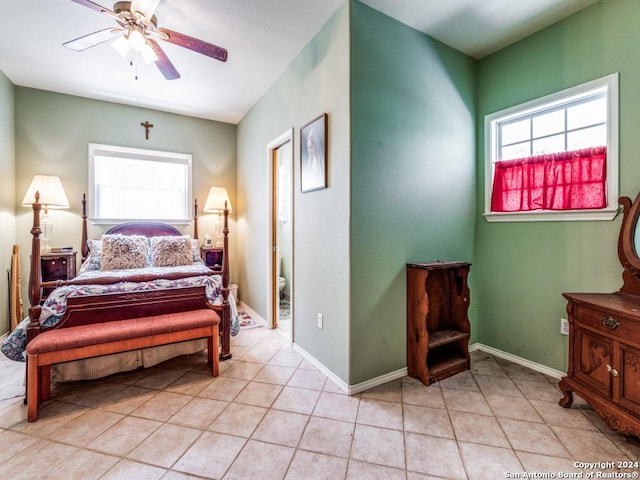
[
  {"left": 559, "top": 293, "right": 640, "bottom": 436},
  {"left": 559, "top": 193, "right": 640, "bottom": 436},
  {"left": 406, "top": 261, "right": 471, "bottom": 386}
]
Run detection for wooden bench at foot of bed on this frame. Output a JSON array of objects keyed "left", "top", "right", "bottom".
[{"left": 25, "top": 287, "right": 220, "bottom": 422}]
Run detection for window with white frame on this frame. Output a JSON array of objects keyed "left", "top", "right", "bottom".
[
  {"left": 484, "top": 73, "right": 619, "bottom": 222},
  {"left": 89, "top": 143, "right": 192, "bottom": 224}
]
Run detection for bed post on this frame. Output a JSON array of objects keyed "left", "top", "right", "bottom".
[
  {"left": 223, "top": 205, "right": 229, "bottom": 292},
  {"left": 81, "top": 193, "right": 88, "bottom": 263},
  {"left": 26, "top": 193, "right": 43, "bottom": 343},
  {"left": 220, "top": 204, "right": 232, "bottom": 360},
  {"left": 193, "top": 198, "right": 199, "bottom": 240}
]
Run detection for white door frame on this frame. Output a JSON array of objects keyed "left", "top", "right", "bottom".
[{"left": 267, "top": 128, "right": 294, "bottom": 333}]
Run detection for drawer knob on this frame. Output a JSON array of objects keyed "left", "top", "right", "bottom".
[
  {"left": 606, "top": 364, "right": 619, "bottom": 377},
  {"left": 602, "top": 316, "right": 620, "bottom": 330}
]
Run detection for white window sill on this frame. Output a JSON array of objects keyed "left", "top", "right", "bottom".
[
  {"left": 483, "top": 208, "right": 620, "bottom": 222},
  {"left": 90, "top": 218, "right": 192, "bottom": 226}
]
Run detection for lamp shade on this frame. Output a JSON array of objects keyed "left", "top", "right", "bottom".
[
  {"left": 203, "top": 186, "right": 232, "bottom": 212},
  {"left": 21, "top": 175, "right": 70, "bottom": 208}
]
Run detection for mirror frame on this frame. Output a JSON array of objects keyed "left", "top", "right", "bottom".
[{"left": 618, "top": 193, "right": 640, "bottom": 294}]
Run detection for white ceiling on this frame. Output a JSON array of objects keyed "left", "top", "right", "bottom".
[{"left": 0, "top": 0, "right": 599, "bottom": 124}]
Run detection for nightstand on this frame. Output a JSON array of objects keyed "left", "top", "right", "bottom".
[
  {"left": 200, "top": 247, "right": 224, "bottom": 272},
  {"left": 41, "top": 251, "right": 77, "bottom": 299}
]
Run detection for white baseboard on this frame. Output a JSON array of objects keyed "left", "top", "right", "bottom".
[
  {"left": 238, "top": 303, "right": 565, "bottom": 392},
  {"left": 291, "top": 341, "right": 407, "bottom": 395},
  {"left": 291, "top": 342, "right": 564, "bottom": 395},
  {"left": 237, "top": 301, "right": 268, "bottom": 328},
  {"left": 291, "top": 343, "right": 348, "bottom": 392},
  {"left": 237, "top": 301, "right": 258, "bottom": 318},
  {"left": 469, "top": 342, "right": 566, "bottom": 379},
  {"left": 347, "top": 367, "right": 408, "bottom": 395},
  {"left": 290, "top": 343, "right": 398, "bottom": 395}
]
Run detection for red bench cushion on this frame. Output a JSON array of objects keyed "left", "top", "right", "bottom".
[{"left": 26, "top": 309, "right": 219, "bottom": 354}]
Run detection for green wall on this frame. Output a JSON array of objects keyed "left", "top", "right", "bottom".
[
  {"left": 0, "top": 71, "right": 15, "bottom": 335},
  {"left": 237, "top": 0, "right": 476, "bottom": 385},
  {"left": 237, "top": 3, "right": 351, "bottom": 381},
  {"left": 14, "top": 87, "right": 238, "bottom": 304},
  {"left": 349, "top": 2, "right": 477, "bottom": 383},
  {"left": 476, "top": 0, "right": 638, "bottom": 371}
]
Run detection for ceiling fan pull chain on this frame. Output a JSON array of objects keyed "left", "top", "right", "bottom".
[{"left": 128, "top": 54, "right": 139, "bottom": 81}]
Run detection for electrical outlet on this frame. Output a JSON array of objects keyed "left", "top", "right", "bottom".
[
  {"left": 560, "top": 318, "right": 569, "bottom": 335},
  {"left": 317, "top": 313, "right": 323, "bottom": 329}
]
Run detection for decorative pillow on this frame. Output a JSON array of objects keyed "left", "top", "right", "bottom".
[
  {"left": 78, "top": 239, "right": 102, "bottom": 274},
  {"left": 150, "top": 236, "right": 193, "bottom": 267},
  {"left": 183, "top": 235, "right": 201, "bottom": 263},
  {"left": 100, "top": 234, "right": 149, "bottom": 271}
]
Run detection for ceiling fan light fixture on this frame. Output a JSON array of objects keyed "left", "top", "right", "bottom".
[
  {"left": 141, "top": 42, "right": 158, "bottom": 64},
  {"left": 112, "top": 35, "right": 130, "bottom": 57},
  {"left": 128, "top": 27, "right": 146, "bottom": 52}
]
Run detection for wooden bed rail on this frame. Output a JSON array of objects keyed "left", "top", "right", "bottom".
[{"left": 40, "top": 269, "right": 219, "bottom": 289}]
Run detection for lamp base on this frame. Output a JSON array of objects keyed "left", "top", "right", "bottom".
[
  {"left": 41, "top": 210, "right": 53, "bottom": 253},
  {"left": 215, "top": 213, "right": 223, "bottom": 247}
]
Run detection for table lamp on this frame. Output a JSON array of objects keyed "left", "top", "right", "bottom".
[
  {"left": 203, "top": 186, "right": 232, "bottom": 247},
  {"left": 22, "top": 175, "right": 70, "bottom": 253}
]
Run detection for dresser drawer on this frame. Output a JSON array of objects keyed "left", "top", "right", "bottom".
[{"left": 574, "top": 304, "right": 640, "bottom": 343}]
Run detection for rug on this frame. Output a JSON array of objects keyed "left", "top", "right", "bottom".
[
  {"left": 279, "top": 299, "right": 290, "bottom": 322},
  {"left": 237, "top": 307, "right": 265, "bottom": 330},
  {"left": 0, "top": 352, "right": 25, "bottom": 401}
]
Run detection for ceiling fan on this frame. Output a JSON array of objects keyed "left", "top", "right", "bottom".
[{"left": 64, "top": 0, "right": 228, "bottom": 80}]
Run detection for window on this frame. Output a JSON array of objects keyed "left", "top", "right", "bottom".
[
  {"left": 89, "top": 143, "right": 192, "bottom": 224},
  {"left": 484, "top": 73, "right": 618, "bottom": 222}
]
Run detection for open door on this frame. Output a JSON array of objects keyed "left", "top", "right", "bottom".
[{"left": 268, "top": 130, "right": 294, "bottom": 337}]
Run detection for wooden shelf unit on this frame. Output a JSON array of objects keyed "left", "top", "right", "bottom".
[{"left": 407, "top": 261, "right": 471, "bottom": 386}]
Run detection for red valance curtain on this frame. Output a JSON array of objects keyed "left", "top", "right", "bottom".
[{"left": 491, "top": 146, "right": 607, "bottom": 212}]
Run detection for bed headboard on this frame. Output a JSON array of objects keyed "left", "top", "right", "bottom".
[
  {"left": 106, "top": 222, "right": 182, "bottom": 237},
  {"left": 80, "top": 193, "right": 200, "bottom": 262}
]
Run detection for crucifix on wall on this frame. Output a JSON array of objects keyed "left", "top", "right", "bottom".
[{"left": 141, "top": 121, "right": 154, "bottom": 140}]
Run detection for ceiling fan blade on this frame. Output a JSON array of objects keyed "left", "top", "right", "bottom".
[
  {"left": 63, "top": 28, "right": 124, "bottom": 51},
  {"left": 71, "top": 0, "right": 109, "bottom": 13},
  {"left": 71, "top": 0, "right": 120, "bottom": 24},
  {"left": 157, "top": 28, "right": 228, "bottom": 62},
  {"left": 148, "top": 39, "right": 180, "bottom": 80},
  {"left": 70, "top": 0, "right": 117, "bottom": 19},
  {"left": 130, "top": 0, "right": 160, "bottom": 21}
]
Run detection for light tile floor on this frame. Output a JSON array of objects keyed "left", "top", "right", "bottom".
[{"left": 0, "top": 327, "right": 638, "bottom": 479}]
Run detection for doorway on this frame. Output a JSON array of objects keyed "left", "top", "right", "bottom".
[{"left": 268, "top": 129, "right": 294, "bottom": 338}]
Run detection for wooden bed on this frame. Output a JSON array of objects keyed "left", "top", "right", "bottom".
[{"left": 24, "top": 192, "right": 233, "bottom": 375}]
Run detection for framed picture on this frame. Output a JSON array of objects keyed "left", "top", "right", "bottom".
[{"left": 300, "top": 113, "right": 327, "bottom": 192}]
